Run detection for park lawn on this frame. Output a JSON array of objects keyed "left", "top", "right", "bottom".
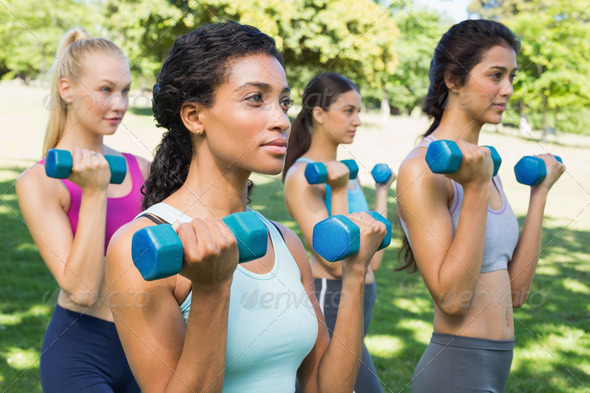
[{"left": 1, "top": 84, "right": 589, "bottom": 392}]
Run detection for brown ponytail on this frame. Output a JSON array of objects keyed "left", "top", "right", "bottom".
[{"left": 282, "top": 72, "right": 359, "bottom": 181}]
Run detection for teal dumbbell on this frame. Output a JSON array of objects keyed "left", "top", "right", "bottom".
[
  {"left": 312, "top": 211, "right": 391, "bottom": 262},
  {"left": 514, "top": 155, "right": 562, "bottom": 186},
  {"left": 131, "top": 211, "right": 269, "bottom": 281},
  {"left": 371, "top": 164, "right": 393, "bottom": 184},
  {"left": 45, "top": 149, "right": 127, "bottom": 184},
  {"left": 304, "top": 159, "right": 359, "bottom": 184},
  {"left": 425, "top": 140, "right": 501, "bottom": 177}
]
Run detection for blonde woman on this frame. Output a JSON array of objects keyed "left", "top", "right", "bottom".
[{"left": 16, "top": 28, "right": 148, "bottom": 392}]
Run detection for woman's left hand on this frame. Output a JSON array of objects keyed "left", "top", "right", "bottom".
[{"left": 533, "top": 154, "right": 565, "bottom": 193}]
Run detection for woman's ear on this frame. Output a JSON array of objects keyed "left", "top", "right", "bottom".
[
  {"left": 444, "top": 72, "right": 462, "bottom": 93},
  {"left": 311, "top": 106, "right": 325, "bottom": 125},
  {"left": 180, "top": 102, "right": 206, "bottom": 135},
  {"left": 58, "top": 78, "right": 74, "bottom": 103}
]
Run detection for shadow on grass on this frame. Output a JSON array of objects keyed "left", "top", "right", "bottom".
[{"left": 0, "top": 168, "right": 56, "bottom": 392}]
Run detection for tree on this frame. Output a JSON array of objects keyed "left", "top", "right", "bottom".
[
  {"left": 469, "top": 0, "right": 590, "bottom": 136},
  {"left": 385, "top": 5, "right": 450, "bottom": 114},
  {"left": 102, "top": 0, "right": 399, "bottom": 98},
  {"left": 0, "top": 0, "right": 100, "bottom": 82}
]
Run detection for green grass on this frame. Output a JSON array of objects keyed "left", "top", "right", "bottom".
[
  {"left": 1, "top": 83, "right": 589, "bottom": 392},
  {"left": 249, "top": 174, "right": 590, "bottom": 392}
]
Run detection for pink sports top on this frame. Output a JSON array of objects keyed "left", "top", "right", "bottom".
[{"left": 39, "top": 153, "right": 145, "bottom": 255}]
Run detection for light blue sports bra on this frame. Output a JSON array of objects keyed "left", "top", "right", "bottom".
[
  {"left": 399, "top": 136, "right": 519, "bottom": 273},
  {"left": 295, "top": 157, "right": 369, "bottom": 215},
  {"left": 140, "top": 203, "right": 318, "bottom": 392}
]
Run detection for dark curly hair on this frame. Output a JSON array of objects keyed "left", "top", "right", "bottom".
[
  {"left": 282, "top": 72, "right": 359, "bottom": 182},
  {"left": 142, "top": 20, "right": 284, "bottom": 209},
  {"left": 398, "top": 19, "right": 520, "bottom": 271}
]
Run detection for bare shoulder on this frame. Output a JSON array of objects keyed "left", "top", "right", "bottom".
[
  {"left": 397, "top": 147, "right": 448, "bottom": 197},
  {"left": 106, "top": 217, "right": 177, "bottom": 292},
  {"left": 134, "top": 155, "right": 151, "bottom": 179},
  {"left": 270, "top": 220, "right": 309, "bottom": 269},
  {"left": 16, "top": 163, "right": 59, "bottom": 202},
  {"left": 283, "top": 160, "right": 308, "bottom": 188},
  {"left": 17, "top": 162, "right": 47, "bottom": 186}
]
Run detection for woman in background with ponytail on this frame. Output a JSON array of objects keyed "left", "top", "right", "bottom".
[
  {"left": 396, "top": 20, "right": 563, "bottom": 392},
  {"left": 283, "top": 72, "right": 394, "bottom": 393},
  {"left": 16, "top": 27, "right": 147, "bottom": 392}
]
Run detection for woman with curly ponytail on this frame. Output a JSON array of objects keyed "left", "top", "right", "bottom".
[
  {"left": 16, "top": 27, "right": 146, "bottom": 392},
  {"left": 283, "top": 72, "right": 395, "bottom": 393},
  {"left": 396, "top": 20, "right": 564, "bottom": 392},
  {"left": 106, "top": 21, "right": 388, "bottom": 393}
]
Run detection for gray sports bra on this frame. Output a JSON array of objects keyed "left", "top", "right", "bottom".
[{"left": 400, "top": 136, "right": 519, "bottom": 273}]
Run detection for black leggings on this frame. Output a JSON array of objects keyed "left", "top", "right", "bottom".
[
  {"left": 40, "top": 304, "right": 140, "bottom": 393},
  {"left": 297, "top": 278, "right": 383, "bottom": 393}
]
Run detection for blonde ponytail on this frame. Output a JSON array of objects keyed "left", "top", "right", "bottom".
[{"left": 43, "top": 27, "right": 125, "bottom": 154}]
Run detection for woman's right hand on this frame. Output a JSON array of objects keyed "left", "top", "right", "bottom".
[
  {"left": 444, "top": 140, "right": 494, "bottom": 190},
  {"left": 68, "top": 148, "right": 112, "bottom": 192},
  {"left": 339, "top": 212, "right": 387, "bottom": 278},
  {"left": 176, "top": 218, "right": 239, "bottom": 288},
  {"left": 324, "top": 161, "right": 351, "bottom": 190}
]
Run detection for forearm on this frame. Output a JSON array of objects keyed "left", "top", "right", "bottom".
[
  {"left": 317, "top": 274, "right": 364, "bottom": 393},
  {"left": 374, "top": 184, "right": 389, "bottom": 217},
  {"left": 62, "top": 190, "right": 107, "bottom": 303},
  {"left": 437, "top": 186, "right": 489, "bottom": 312},
  {"left": 330, "top": 186, "right": 349, "bottom": 216},
  {"left": 509, "top": 189, "right": 548, "bottom": 306},
  {"left": 166, "top": 285, "right": 231, "bottom": 393},
  {"left": 369, "top": 186, "right": 389, "bottom": 271}
]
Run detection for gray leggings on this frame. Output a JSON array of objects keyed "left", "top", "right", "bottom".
[
  {"left": 296, "top": 278, "right": 383, "bottom": 393},
  {"left": 411, "top": 332, "right": 515, "bottom": 393}
]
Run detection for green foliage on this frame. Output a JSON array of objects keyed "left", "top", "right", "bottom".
[
  {"left": 103, "top": 0, "right": 399, "bottom": 95},
  {"left": 469, "top": 0, "right": 590, "bottom": 135},
  {"left": 385, "top": 5, "right": 450, "bottom": 114},
  {"left": 0, "top": 0, "right": 101, "bottom": 82}
]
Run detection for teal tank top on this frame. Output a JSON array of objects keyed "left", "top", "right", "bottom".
[
  {"left": 140, "top": 203, "right": 318, "bottom": 392},
  {"left": 295, "top": 157, "right": 369, "bottom": 215}
]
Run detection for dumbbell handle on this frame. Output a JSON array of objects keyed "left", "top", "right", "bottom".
[
  {"left": 304, "top": 159, "right": 359, "bottom": 185},
  {"left": 131, "top": 211, "right": 268, "bottom": 281},
  {"left": 312, "top": 211, "right": 392, "bottom": 262},
  {"left": 45, "top": 149, "right": 127, "bottom": 184}
]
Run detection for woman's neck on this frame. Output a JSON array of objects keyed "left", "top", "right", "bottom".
[
  {"left": 304, "top": 126, "right": 339, "bottom": 161},
  {"left": 432, "top": 108, "right": 484, "bottom": 145},
  {"left": 56, "top": 119, "right": 105, "bottom": 153},
  {"left": 167, "top": 156, "right": 250, "bottom": 220}
]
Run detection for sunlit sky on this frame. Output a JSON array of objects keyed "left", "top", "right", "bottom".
[{"left": 414, "top": 0, "right": 471, "bottom": 22}]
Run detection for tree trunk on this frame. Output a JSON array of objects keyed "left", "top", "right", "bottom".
[
  {"left": 541, "top": 92, "right": 548, "bottom": 140},
  {"left": 380, "top": 91, "right": 390, "bottom": 120},
  {"left": 380, "top": 91, "right": 390, "bottom": 127}
]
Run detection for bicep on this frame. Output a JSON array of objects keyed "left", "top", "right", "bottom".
[
  {"left": 106, "top": 226, "right": 186, "bottom": 393},
  {"left": 397, "top": 159, "right": 454, "bottom": 293},
  {"left": 16, "top": 171, "right": 74, "bottom": 280},
  {"left": 284, "top": 170, "right": 330, "bottom": 247}
]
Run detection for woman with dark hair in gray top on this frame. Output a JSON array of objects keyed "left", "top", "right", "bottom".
[{"left": 396, "top": 19, "right": 564, "bottom": 393}]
